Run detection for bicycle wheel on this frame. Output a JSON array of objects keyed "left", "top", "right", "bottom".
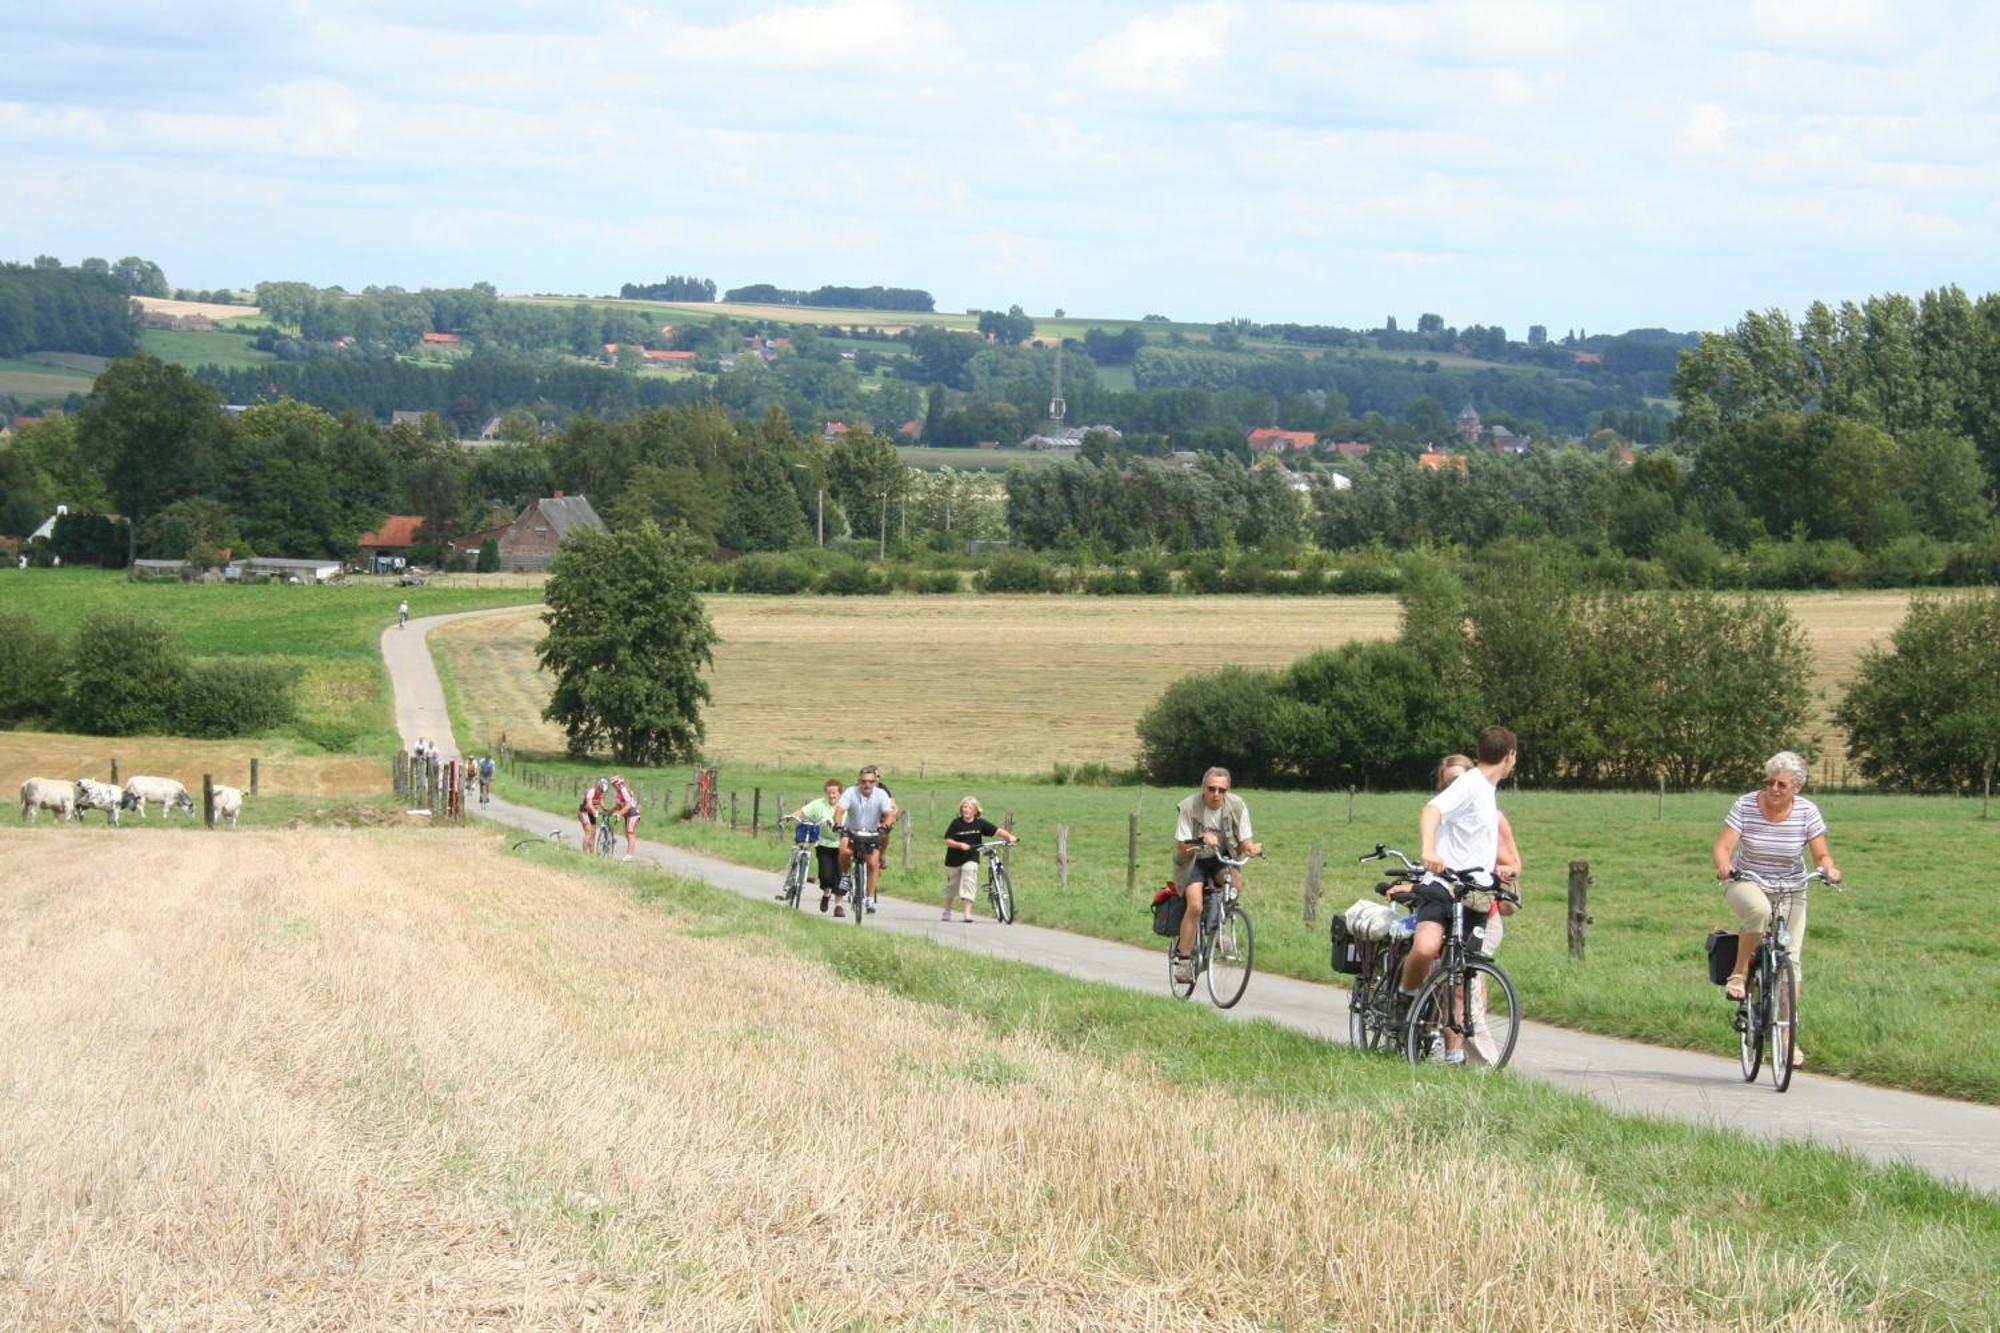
[
  {"left": 1206, "top": 904, "right": 1254, "bottom": 1009},
  {"left": 988, "top": 863, "right": 1016, "bottom": 924},
  {"left": 1768, "top": 956, "right": 1796, "bottom": 1093},
  {"left": 1405, "top": 960, "right": 1496, "bottom": 1067},
  {"left": 1737, "top": 965, "right": 1765, "bottom": 1083},
  {"left": 1167, "top": 935, "right": 1197, "bottom": 999},
  {"left": 1461, "top": 958, "right": 1520, "bottom": 1069},
  {"left": 1348, "top": 949, "right": 1381, "bottom": 1049},
  {"left": 784, "top": 856, "right": 806, "bottom": 910}
]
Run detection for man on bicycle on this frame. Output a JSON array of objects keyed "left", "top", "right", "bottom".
[
  {"left": 477, "top": 755, "right": 495, "bottom": 805},
  {"left": 784, "top": 778, "right": 846, "bottom": 912},
  {"left": 1171, "top": 767, "right": 1261, "bottom": 983},
  {"left": 836, "top": 765, "right": 898, "bottom": 916},
  {"left": 397, "top": 599, "right": 409, "bottom": 629},
  {"left": 606, "top": 774, "right": 641, "bottom": 861},
  {"left": 1401, "top": 725, "right": 1517, "bottom": 1058},
  {"left": 577, "top": 778, "right": 607, "bottom": 848}
]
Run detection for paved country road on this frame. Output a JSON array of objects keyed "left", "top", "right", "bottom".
[{"left": 386, "top": 607, "right": 2000, "bottom": 1196}]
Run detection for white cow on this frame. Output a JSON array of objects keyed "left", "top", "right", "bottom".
[
  {"left": 72, "top": 778, "right": 125, "bottom": 826},
  {"left": 122, "top": 774, "right": 197, "bottom": 820},
  {"left": 20, "top": 778, "right": 75, "bottom": 822},
  {"left": 211, "top": 784, "right": 244, "bottom": 828}
]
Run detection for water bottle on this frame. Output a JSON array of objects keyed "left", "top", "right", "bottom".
[{"left": 1391, "top": 914, "right": 1416, "bottom": 941}]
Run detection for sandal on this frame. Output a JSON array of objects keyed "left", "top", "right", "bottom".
[
  {"left": 1791, "top": 1047, "right": 1805, "bottom": 1069},
  {"left": 1724, "top": 974, "right": 1747, "bottom": 1001}
]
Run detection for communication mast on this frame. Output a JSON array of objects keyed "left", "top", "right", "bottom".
[{"left": 1048, "top": 336, "right": 1067, "bottom": 425}]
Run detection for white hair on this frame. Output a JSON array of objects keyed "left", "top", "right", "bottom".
[{"left": 1764, "top": 751, "right": 1809, "bottom": 788}]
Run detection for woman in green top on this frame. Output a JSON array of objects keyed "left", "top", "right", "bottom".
[{"left": 787, "top": 778, "right": 847, "bottom": 914}]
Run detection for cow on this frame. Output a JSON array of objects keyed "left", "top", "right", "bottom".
[
  {"left": 211, "top": 784, "right": 244, "bottom": 828},
  {"left": 72, "top": 779, "right": 125, "bottom": 826},
  {"left": 19, "top": 778, "right": 75, "bottom": 823},
  {"left": 121, "top": 775, "right": 197, "bottom": 820}
]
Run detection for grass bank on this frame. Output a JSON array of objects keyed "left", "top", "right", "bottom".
[
  {"left": 511, "top": 836, "right": 2000, "bottom": 1328},
  {"left": 476, "top": 750, "right": 2000, "bottom": 1106}
]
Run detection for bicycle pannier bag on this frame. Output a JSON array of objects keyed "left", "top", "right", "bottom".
[
  {"left": 1329, "top": 913, "right": 1365, "bottom": 974},
  {"left": 1150, "top": 885, "right": 1186, "bottom": 938},
  {"left": 1704, "top": 931, "right": 1737, "bottom": 986}
]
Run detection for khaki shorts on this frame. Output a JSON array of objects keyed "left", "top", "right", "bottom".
[
  {"left": 947, "top": 862, "right": 980, "bottom": 902},
  {"left": 1723, "top": 881, "right": 1811, "bottom": 980}
]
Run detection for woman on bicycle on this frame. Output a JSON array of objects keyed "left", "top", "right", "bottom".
[
  {"left": 577, "top": 778, "right": 607, "bottom": 848},
  {"left": 1712, "top": 751, "right": 1841, "bottom": 1065},
  {"left": 786, "top": 779, "right": 846, "bottom": 913},
  {"left": 606, "top": 774, "right": 641, "bottom": 861},
  {"left": 942, "top": 796, "right": 1014, "bottom": 922}
]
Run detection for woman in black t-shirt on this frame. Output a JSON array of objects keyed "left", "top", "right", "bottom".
[{"left": 942, "top": 796, "right": 1015, "bottom": 922}]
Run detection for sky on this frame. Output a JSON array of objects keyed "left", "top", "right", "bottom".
[{"left": 5, "top": 0, "right": 1999, "bottom": 335}]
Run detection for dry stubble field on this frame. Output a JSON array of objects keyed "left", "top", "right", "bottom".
[
  {"left": 0, "top": 732, "right": 382, "bottom": 802},
  {"left": 0, "top": 829, "right": 1860, "bottom": 1329},
  {"left": 434, "top": 591, "right": 1913, "bottom": 774}
]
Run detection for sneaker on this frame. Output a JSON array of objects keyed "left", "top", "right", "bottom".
[
  {"left": 775, "top": 891, "right": 791, "bottom": 901},
  {"left": 867, "top": 899, "right": 879, "bottom": 915},
  {"left": 833, "top": 904, "right": 846, "bottom": 918},
  {"left": 819, "top": 892, "right": 831, "bottom": 914},
  {"left": 1172, "top": 954, "right": 1195, "bottom": 984},
  {"left": 622, "top": 854, "right": 634, "bottom": 863},
  {"left": 1442, "top": 1048, "right": 1467, "bottom": 1066},
  {"left": 961, "top": 915, "right": 976, "bottom": 923},
  {"left": 941, "top": 910, "right": 954, "bottom": 921}
]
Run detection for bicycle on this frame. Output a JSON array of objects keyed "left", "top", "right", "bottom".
[
  {"left": 1166, "top": 850, "right": 1258, "bottom": 1009},
  {"left": 777, "top": 816, "right": 818, "bottom": 911},
  {"left": 1726, "top": 866, "right": 1838, "bottom": 1093},
  {"left": 976, "top": 840, "right": 1017, "bottom": 924},
  {"left": 840, "top": 826, "right": 887, "bottom": 927},
  {"left": 593, "top": 810, "right": 618, "bottom": 858},
  {"left": 1360, "top": 846, "right": 1521, "bottom": 1069},
  {"left": 1345, "top": 850, "right": 1422, "bottom": 1052}
]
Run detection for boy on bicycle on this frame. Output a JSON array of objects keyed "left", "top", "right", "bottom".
[
  {"left": 1171, "top": 767, "right": 1261, "bottom": 982},
  {"left": 836, "top": 766, "right": 898, "bottom": 916}
]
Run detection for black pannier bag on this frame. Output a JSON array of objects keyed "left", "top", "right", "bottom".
[
  {"left": 1150, "top": 885, "right": 1186, "bottom": 938},
  {"left": 1705, "top": 931, "right": 1738, "bottom": 985},
  {"left": 1329, "top": 913, "right": 1366, "bottom": 974}
]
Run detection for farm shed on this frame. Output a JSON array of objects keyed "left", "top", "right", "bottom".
[
  {"left": 491, "top": 493, "right": 606, "bottom": 572},
  {"left": 227, "top": 557, "right": 344, "bottom": 584}
]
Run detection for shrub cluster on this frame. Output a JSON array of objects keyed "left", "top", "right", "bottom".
[{"left": 33, "top": 611, "right": 299, "bottom": 739}]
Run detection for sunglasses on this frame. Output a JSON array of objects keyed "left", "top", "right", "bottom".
[{"left": 1204, "top": 784, "right": 1228, "bottom": 794}]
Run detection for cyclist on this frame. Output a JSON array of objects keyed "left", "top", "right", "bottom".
[
  {"left": 477, "top": 755, "right": 495, "bottom": 805},
  {"left": 836, "top": 765, "right": 898, "bottom": 915},
  {"left": 577, "top": 778, "right": 607, "bottom": 848},
  {"left": 1402, "top": 726, "right": 1517, "bottom": 1061},
  {"left": 606, "top": 774, "right": 642, "bottom": 861},
  {"left": 397, "top": 599, "right": 409, "bottom": 629},
  {"left": 942, "top": 795, "right": 1015, "bottom": 922},
  {"left": 1170, "top": 767, "right": 1262, "bottom": 983},
  {"left": 1711, "top": 750, "right": 1840, "bottom": 1069},
  {"left": 784, "top": 778, "right": 847, "bottom": 913}
]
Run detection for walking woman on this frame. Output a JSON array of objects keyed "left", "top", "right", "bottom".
[
  {"left": 942, "top": 797, "right": 1014, "bottom": 922},
  {"left": 1711, "top": 750, "right": 1841, "bottom": 1069}
]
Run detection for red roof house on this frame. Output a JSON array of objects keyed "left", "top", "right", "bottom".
[
  {"left": 642, "top": 349, "right": 697, "bottom": 363},
  {"left": 420, "top": 331, "right": 462, "bottom": 345},
  {"left": 1330, "top": 440, "right": 1372, "bottom": 459},
  {"left": 357, "top": 515, "right": 426, "bottom": 568},
  {"left": 1417, "top": 451, "right": 1468, "bottom": 474},
  {"left": 1246, "top": 428, "right": 1319, "bottom": 454}
]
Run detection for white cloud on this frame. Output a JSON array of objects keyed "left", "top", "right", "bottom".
[
  {"left": 1746, "top": 0, "right": 1901, "bottom": 55},
  {"left": 1084, "top": 4, "right": 1235, "bottom": 91}
]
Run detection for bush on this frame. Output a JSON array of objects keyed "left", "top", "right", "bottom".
[
  {"left": 910, "top": 570, "right": 961, "bottom": 594},
  {"left": 476, "top": 538, "right": 501, "bottom": 573},
  {"left": 0, "top": 611, "right": 65, "bottom": 726},
  {"left": 1084, "top": 568, "right": 1141, "bottom": 595},
  {"left": 1655, "top": 525, "right": 1726, "bottom": 589},
  {"left": 1327, "top": 546, "right": 1400, "bottom": 594},
  {"left": 1863, "top": 534, "right": 1946, "bottom": 588},
  {"left": 1837, "top": 592, "right": 2000, "bottom": 793},
  {"left": 1135, "top": 558, "right": 1174, "bottom": 594},
  {"left": 727, "top": 552, "right": 816, "bottom": 594},
  {"left": 173, "top": 660, "right": 299, "bottom": 738},
  {"left": 297, "top": 718, "right": 364, "bottom": 753},
  {"left": 974, "top": 551, "right": 1060, "bottom": 593},
  {"left": 1180, "top": 551, "right": 1225, "bottom": 594},
  {"left": 59, "top": 611, "right": 186, "bottom": 735},
  {"left": 815, "top": 562, "right": 890, "bottom": 595},
  {"left": 1135, "top": 666, "right": 1288, "bottom": 785}
]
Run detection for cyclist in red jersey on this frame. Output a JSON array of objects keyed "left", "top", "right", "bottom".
[{"left": 607, "top": 775, "right": 642, "bottom": 861}]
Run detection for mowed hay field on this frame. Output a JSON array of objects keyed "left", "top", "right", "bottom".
[
  {"left": 434, "top": 591, "right": 1915, "bottom": 774},
  {"left": 0, "top": 829, "right": 1897, "bottom": 1329}
]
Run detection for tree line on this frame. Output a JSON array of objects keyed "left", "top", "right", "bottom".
[
  {"left": 618, "top": 275, "right": 717, "bottom": 302},
  {"left": 722, "top": 283, "right": 935, "bottom": 312},
  {"left": 0, "top": 262, "right": 142, "bottom": 359}
]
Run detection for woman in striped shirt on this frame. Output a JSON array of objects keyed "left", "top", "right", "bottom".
[{"left": 1711, "top": 750, "right": 1842, "bottom": 1067}]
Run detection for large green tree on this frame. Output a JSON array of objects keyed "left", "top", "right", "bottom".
[
  {"left": 1837, "top": 593, "right": 2000, "bottom": 796},
  {"left": 537, "top": 521, "right": 717, "bottom": 765},
  {"left": 79, "top": 354, "right": 224, "bottom": 555}
]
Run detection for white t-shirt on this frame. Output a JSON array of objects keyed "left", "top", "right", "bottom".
[{"left": 1427, "top": 768, "right": 1499, "bottom": 873}]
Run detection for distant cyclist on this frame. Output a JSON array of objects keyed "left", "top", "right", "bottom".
[
  {"left": 477, "top": 755, "right": 495, "bottom": 805},
  {"left": 785, "top": 778, "right": 847, "bottom": 913},
  {"left": 577, "top": 778, "right": 607, "bottom": 848},
  {"left": 836, "top": 765, "right": 898, "bottom": 915},
  {"left": 397, "top": 599, "right": 409, "bottom": 629},
  {"left": 607, "top": 774, "right": 642, "bottom": 861}
]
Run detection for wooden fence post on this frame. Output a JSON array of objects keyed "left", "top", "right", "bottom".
[
  {"left": 730, "top": 791, "right": 739, "bottom": 831},
  {"left": 1055, "top": 824, "right": 1070, "bottom": 890},
  {"left": 1657, "top": 772, "right": 1665, "bottom": 822},
  {"left": 1346, "top": 785, "right": 1355, "bottom": 824},
  {"left": 752, "top": 787, "right": 761, "bottom": 838},
  {"left": 900, "top": 820, "right": 912, "bottom": 870},
  {"left": 1303, "top": 845, "right": 1324, "bottom": 926},
  {"left": 250, "top": 757, "right": 260, "bottom": 797},
  {"left": 202, "top": 773, "right": 215, "bottom": 829},
  {"left": 110, "top": 758, "right": 119, "bottom": 786},
  {"left": 773, "top": 794, "right": 784, "bottom": 841},
  {"left": 1126, "top": 812, "right": 1139, "bottom": 895},
  {"left": 1567, "top": 860, "right": 1592, "bottom": 962}
]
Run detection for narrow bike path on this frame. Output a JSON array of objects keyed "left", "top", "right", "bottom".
[{"left": 389, "top": 608, "right": 2000, "bottom": 1196}]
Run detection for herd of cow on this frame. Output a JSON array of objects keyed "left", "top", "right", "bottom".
[{"left": 18, "top": 775, "right": 245, "bottom": 827}]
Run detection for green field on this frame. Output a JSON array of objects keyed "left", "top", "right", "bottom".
[
  {"left": 529, "top": 841, "right": 2000, "bottom": 1326},
  {"left": 895, "top": 444, "right": 1053, "bottom": 470},
  {"left": 468, "top": 746, "right": 2000, "bottom": 1105},
  {"left": 139, "top": 327, "right": 277, "bottom": 370},
  {"left": 8, "top": 570, "right": 541, "bottom": 754},
  {"left": 0, "top": 356, "right": 96, "bottom": 403}
]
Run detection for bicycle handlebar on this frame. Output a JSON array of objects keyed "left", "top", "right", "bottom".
[
  {"left": 976, "top": 840, "right": 1019, "bottom": 854},
  {"left": 1362, "top": 845, "right": 1519, "bottom": 904},
  {"left": 1729, "top": 866, "right": 1842, "bottom": 893}
]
